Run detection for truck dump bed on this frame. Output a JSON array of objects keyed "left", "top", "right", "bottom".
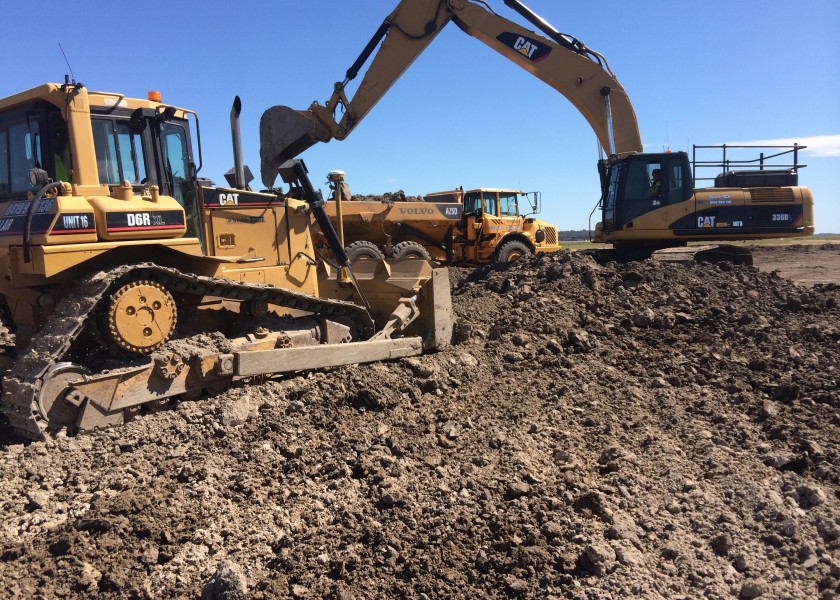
[{"left": 319, "top": 198, "right": 463, "bottom": 261}]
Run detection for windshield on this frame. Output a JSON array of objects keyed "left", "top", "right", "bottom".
[
  {"left": 499, "top": 192, "right": 518, "bottom": 216},
  {"left": 482, "top": 192, "right": 497, "bottom": 216},
  {"left": 91, "top": 118, "right": 148, "bottom": 185},
  {"left": 605, "top": 164, "right": 620, "bottom": 211}
]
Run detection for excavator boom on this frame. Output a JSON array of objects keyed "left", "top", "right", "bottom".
[
  {"left": 259, "top": 0, "right": 642, "bottom": 187},
  {"left": 258, "top": 0, "right": 813, "bottom": 251}
]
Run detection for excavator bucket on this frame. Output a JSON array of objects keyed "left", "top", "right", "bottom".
[{"left": 259, "top": 106, "right": 321, "bottom": 188}]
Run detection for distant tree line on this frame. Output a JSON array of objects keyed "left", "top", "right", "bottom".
[{"left": 557, "top": 229, "right": 592, "bottom": 241}]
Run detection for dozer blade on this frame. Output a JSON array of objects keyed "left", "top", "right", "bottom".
[{"left": 259, "top": 106, "right": 321, "bottom": 188}]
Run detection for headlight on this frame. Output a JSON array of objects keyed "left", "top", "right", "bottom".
[{"left": 28, "top": 168, "right": 50, "bottom": 187}]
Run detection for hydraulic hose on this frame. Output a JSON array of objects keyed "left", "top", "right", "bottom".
[{"left": 23, "top": 181, "right": 63, "bottom": 263}]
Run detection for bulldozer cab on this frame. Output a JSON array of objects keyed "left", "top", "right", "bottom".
[
  {"left": 89, "top": 105, "right": 201, "bottom": 238},
  {"left": 0, "top": 88, "right": 202, "bottom": 239}
]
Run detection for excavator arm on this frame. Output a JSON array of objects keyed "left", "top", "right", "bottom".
[{"left": 259, "top": 0, "right": 643, "bottom": 188}]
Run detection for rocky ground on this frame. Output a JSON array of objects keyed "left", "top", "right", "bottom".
[{"left": 0, "top": 244, "right": 838, "bottom": 599}]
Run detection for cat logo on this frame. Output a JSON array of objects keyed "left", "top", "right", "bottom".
[
  {"left": 514, "top": 36, "right": 539, "bottom": 59},
  {"left": 496, "top": 32, "right": 552, "bottom": 62},
  {"left": 698, "top": 216, "right": 716, "bottom": 228},
  {"left": 219, "top": 193, "right": 239, "bottom": 206}
]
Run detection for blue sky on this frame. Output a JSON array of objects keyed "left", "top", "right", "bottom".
[{"left": 3, "top": 0, "right": 839, "bottom": 233}]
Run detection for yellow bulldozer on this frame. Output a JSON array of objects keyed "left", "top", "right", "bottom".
[{"left": 0, "top": 82, "right": 452, "bottom": 440}]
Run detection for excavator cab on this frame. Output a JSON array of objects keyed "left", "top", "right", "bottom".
[{"left": 598, "top": 152, "right": 693, "bottom": 240}]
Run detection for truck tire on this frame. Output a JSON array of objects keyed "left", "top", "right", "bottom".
[
  {"left": 496, "top": 240, "right": 531, "bottom": 263},
  {"left": 391, "top": 241, "right": 431, "bottom": 260},
  {"left": 345, "top": 241, "right": 385, "bottom": 263}
]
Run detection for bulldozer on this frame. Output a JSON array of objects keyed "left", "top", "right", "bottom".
[
  {"left": 258, "top": 0, "right": 814, "bottom": 263},
  {"left": 0, "top": 82, "right": 452, "bottom": 440}
]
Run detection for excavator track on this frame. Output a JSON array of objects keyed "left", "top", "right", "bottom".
[{"left": 1, "top": 263, "right": 374, "bottom": 441}]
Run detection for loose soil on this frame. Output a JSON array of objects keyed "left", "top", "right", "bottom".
[
  {"left": 1, "top": 244, "right": 838, "bottom": 599},
  {"left": 749, "top": 243, "right": 840, "bottom": 287}
]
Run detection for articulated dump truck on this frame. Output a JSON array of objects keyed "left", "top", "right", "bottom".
[
  {"left": 313, "top": 172, "right": 561, "bottom": 265},
  {"left": 0, "top": 83, "right": 452, "bottom": 440}
]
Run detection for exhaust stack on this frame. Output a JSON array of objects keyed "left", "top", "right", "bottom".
[{"left": 230, "top": 96, "right": 245, "bottom": 190}]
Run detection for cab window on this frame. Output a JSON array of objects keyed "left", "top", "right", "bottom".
[
  {"left": 499, "top": 192, "right": 518, "bottom": 216},
  {"left": 667, "top": 161, "right": 686, "bottom": 204},
  {"left": 1, "top": 121, "right": 42, "bottom": 195},
  {"left": 482, "top": 191, "right": 498, "bottom": 216},
  {"left": 604, "top": 165, "right": 620, "bottom": 212},
  {"left": 91, "top": 118, "right": 147, "bottom": 186},
  {"left": 160, "top": 121, "right": 199, "bottom": 238},
  {"left": 624, "top": 161, "right": 662, "bottom": 201},
  {"left": 160, "top": 122, "right": 191, "bottom": 207},
  {"left": 463, "top": 192, "right": 481, "bottom": 214},
  {"left": 0, "top": 130, "right": 8, "bottom": 194}
]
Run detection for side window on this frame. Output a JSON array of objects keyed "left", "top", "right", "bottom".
[
  {"left": 160, "top": 123, "right": 191, "bottom": 207},
  {"left": 624, "top": 162, "right": 656, "bottom": 200},
  {"left": 666, "top": 161, "right": 685, "bottom": 204},
  {"left": 463, "top": 192, "right": 481, "bottom": 214},
  {"left": 48, "top": 112, "right": 70, "bottom": 182},
  {"left": 499, "top": 193, "right": 518, "bottom": 216},
  {"left": 8, "top": 122, "right": 42, "bottom": 193},
  {"left": 0, "top": 130, "right": 8, "bottom": 194},
  {"left": 483, "top": 192, "right": 498, "bottom": 216}
]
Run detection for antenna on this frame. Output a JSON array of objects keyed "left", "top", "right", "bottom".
[{"left": 59, "top": 43, "right": 75, "bottom": 84}]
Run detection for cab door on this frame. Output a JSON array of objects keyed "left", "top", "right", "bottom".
[
  {"left": 600, "top": 163, "right": 620, "bottom": 232},
  {"left": 616, "top": 158, "right": 664, "bottom": 228}
]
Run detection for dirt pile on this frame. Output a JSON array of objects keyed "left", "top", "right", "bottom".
[
  {"left": 349, "top": 190, "right": 425, "bottom": 203},
  {"left": 1, "top": 249, "right": 839, "bottom": 599}
]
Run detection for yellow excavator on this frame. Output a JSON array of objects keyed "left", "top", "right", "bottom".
[
  {"left": 260, "top": 0, "right": 814, "bottom": 263},
  {"left": 0, "top": 83, "right": 452, "bottom": 440}
]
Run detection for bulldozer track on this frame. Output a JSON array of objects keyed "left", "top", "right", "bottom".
[{"left": 1, "top": 263, "right": 373, "bottom": 441}]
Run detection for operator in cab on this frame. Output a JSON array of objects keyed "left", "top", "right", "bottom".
[{"left": 649, "top": 168, "right": 662, "bottom": 204}]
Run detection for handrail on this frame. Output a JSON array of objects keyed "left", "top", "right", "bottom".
[{"left": 692, "top": 143, "right": 807, "bottom": 183}]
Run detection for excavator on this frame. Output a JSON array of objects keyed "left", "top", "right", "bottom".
[
  {"left": 259, "top": 0, "right": 814, "bottom": 264},
  {"left": 0, "top": 83, "right": 452, "bottom": 440}
]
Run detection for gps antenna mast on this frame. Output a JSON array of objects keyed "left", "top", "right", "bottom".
[{"left": 59, "top": 43, "right": 76, "bottom": 84}]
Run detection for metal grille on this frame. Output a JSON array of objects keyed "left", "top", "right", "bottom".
[
  {"left": 750, "top": 188, "right": 796, "bottom": 203},
  {"left": 749, "top": 206, "right": 796, "bottom": 226},
  {"left": 544, "top": 227, "right": 558, "bottom": 245}
]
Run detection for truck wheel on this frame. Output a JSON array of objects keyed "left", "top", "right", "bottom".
[
  {"left": 496, "top": 240, "right": 531, "bottom": 263},
  {"left": 392, "top": 241, "right": 431, "bottom": 260},
  {"left": 345, "top": 241, "right": 385, "bottom": 263}
]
